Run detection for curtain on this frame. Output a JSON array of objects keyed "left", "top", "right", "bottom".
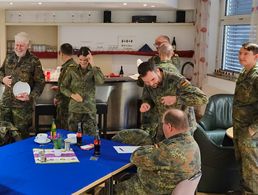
[
  {"left": 251, "top": 0, "right": 258, "bottom": 41},
  {"left": 192, "top": 0, "right": 211, "bottom": 89}
]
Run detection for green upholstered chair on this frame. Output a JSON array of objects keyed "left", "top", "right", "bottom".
[
  {"left": 199, "top": 94, "right": 234, "bottom": 145},
  {"left": 193, "top": 124, "right": 241, "bottom": 193}
]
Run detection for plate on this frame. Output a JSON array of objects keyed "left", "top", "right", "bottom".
[
  {"left": 34, "top": 138, "right": 51, "bottom": 144},
  {"left": 64, "top": 138, "right": 77, "bottom": 144},
  {"left": 13, "top": 81, "right": 31, "bottom": 96}
]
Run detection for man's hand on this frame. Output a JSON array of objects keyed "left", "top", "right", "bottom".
[
  {"left": 2, "top": 75, "right": 12, "bottom": 88},
  {"left": 71, "top": 93, "right": 83, "bottom": 102},
  {"left": 160, "top": 96, "right": 177, "bottom": 106},
  {"left": 87, "top": 52, "right": 94, "bottom": 65},
  {"left": 140, "top": 103, "right": 151, "bottom": 113},
  {"left": 51, "top": 85, "right": 59, "bottom": 91},
  {"left": 15, "top": 92, "right": 29, "bottom": 101},
  {"left": 248, "top": 127, "right": 256, "bottom": 137},
  {"left": 53, "top": 98, "right": 59, "bottom": 106}
]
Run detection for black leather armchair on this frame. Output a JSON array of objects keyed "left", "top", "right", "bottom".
[
  {"left": 199, "top": 94, "right": 234, "bottom": 145},
  {"left": 194, "top": 124, "right": 241, "bottom": 193}
]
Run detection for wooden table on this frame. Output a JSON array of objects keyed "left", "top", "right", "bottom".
[{"left": 226, "top": 127, "right": 233, "bottom": 139}]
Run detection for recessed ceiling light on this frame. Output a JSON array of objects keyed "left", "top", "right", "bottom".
[
  {"left": 151, "top": 5, "right": 155, "bottom": 8},
  {"left": 38, "top": 2, "right": 42, "bottom": 5},
  {"left": 143, "top": 4, "right": 147, "bottom": 7},
  {"left": 123, "top": 3, "right": 127, "bottom": 6},
  {"left": 9, "top": 2, "right": 13, "bottom": 5}
]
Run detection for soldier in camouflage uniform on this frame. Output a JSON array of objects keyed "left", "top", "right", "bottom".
[
  {"left": 141, "top": 42, "right": 180, "bottom": 133},
  {"left": 54, "top": 43, "right": 77, "bottom": 130},
  {"left": 0, "top": 32, "right": 45, "bottom": 138},
  {"left": 114, "top": 108, "right": 201, "bottom": 195},
  {"left": 113, "top": 62, "right": 207, "bottom": 145},
  {"left": 233, "top": 42, "right": 258, "bottom": 194},
  {"left": 60, "top": 47, "right": 104, "bottom": 135},
  {"left": 149, "top": 35, "right": 180, "bottom": 70},
  {"left": 0, "top": 121, "right": 22, "bottom": 146}
]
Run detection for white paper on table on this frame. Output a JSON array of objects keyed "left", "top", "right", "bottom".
[{"left": 113, "top": 146, "right": 140, "bottom": 154}]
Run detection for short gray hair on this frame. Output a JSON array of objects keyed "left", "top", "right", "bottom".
[{"left": 14, "top": 32, "right": 30, "bottom": 45}]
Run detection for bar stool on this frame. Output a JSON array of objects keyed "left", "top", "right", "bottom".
[
  {"left": 34, "top": 100, "right": 56, "bottom": 134},
  {"left": 96, "top": 85, "right": 114, "bottom": 138}
]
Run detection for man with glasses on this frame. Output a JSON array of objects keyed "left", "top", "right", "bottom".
[
  {"left": 0, "top": 32, "right": 45, "bottom": 138},
  {"left": 113, "top": 109, "right": 201, "bottom": 194},
  {"left": 149, "top": 35, "right": 180, "bottom": 69}
]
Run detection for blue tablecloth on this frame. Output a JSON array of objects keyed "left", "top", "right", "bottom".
[{"left": 0, "top": 130, "right": 132, "bottom": 195}]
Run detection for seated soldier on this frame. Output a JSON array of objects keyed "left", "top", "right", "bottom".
[
  {"left": 0, "top": 121, "right": 21, "bottom": 146},
  {"left": 113, "top": 108, "right": 201, "bottom": 195}
]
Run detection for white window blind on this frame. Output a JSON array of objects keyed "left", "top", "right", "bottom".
[
  {"left": 226, "top": 0, "right": 253, "bottom": 16},
  {"left": 222, "top": 0, "right": 254, "bottom": 72}
]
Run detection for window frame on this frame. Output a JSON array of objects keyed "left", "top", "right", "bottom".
[{"left": 217, "top": 0, "right": 252, "bottom": 72}]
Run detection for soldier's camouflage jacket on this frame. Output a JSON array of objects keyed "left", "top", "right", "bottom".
[
  {"left": 0, "top": 121, "right": 21, "bottom": 146},
  {"left": 142, "top": 70, "right": 208, "bottom": 124},
  {"left": 115, "top": 132, "right": 201, "bottom": 194},
  {"left": 55, "top": 58, "right": 77, "bottom": 106},
  {"left": 0, "top": 51, "right": 45, "bottom": 109},
  {"left": 60, "top": 64, "right": 105, "bottom": 113}
]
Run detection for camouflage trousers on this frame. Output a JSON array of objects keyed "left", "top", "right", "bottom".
[
  {"left": 112, "top": 129, "right": 153, "bottom": 146},
  {"left": 56, "top": 103, "right": 69, "bottom": 130},
  {"left": 234, "top": 135, "right": 258, "bottom": 194},
  {"left": 0, "top": 106, "right": 32, "bottom": 139},
  {"left": 0, "top": 120, "right": 22, "bottom": 146},
  {"left": 114, "top": 175, "right": 158, "bottom": 195},
  {"left": 68, "top": 112, "right": 96, "bottom": 136}
]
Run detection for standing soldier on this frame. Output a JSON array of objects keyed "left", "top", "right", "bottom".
[
  {"left": 53, "top": 43, "right": 77, "bottom": 130},
  {"left": 0, "top": 32, "right": 45, "bottom": 138},
  {"left": 60, "top": 47, "right": 104, "bottom": 135},
  {"left": 141, "top": 42, "right": 180, "bottom": 134},
  {"left": 233, "top": 42, "right": 258, "bottom": 194},
  {"left": 113, "top": 62, "right": 207, "bottom": 145}
]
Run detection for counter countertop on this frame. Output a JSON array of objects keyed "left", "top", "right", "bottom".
[{"left": 45, "top": 76, "right": 136, "bottom": 83}]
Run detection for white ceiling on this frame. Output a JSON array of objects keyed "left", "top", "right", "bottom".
[{"left": 0, "top": 0, "right": 179, "bottom": 10}]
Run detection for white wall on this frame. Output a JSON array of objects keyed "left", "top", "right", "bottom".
[{"left": 59, "top": 23, "right": 195, "bottom": 75}]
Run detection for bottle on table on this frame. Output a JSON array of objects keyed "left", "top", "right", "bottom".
[
  {"left": 76, "top": 122, "right": 83, "bottom": 146},
  {"left": 119, "top": 66, "right": 124, "bottom": 77},
  {"left": 93, "top": 129, "right": 101, "bottom": 156},
  {"left": 172, "top": 36, "right": 176, "bottom": 51},
  {"left": 50, "top": 118, "right": 57, "bottom": 139}
]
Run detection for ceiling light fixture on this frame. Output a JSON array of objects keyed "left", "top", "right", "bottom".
[
  {"left": 38, "top": 2, "right": 42, "bottom": 5},
  {"left": 143, "top": 4, "right": 147, "bottom": 7},
  {"left": 123, "top": 3, "right": 127, "bottom": 6},
  {"left": 151, "top": 5, "right": 155, "bottom": 8},
  {"left": 9, "top": 2, "right": 13, "bottom": 5}
]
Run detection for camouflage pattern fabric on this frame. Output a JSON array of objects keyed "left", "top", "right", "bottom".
[
  {"left": 114, "top": 132, "right": 201, "bottom": 194},
  {"left": 140, "top": 60, "right": 180, "bottom": 135},
  {"left": 148, "top": 54, "right": 181, "bottom": 71},
  {"left": 0, "top": 121, "right": 22, "bottom": 146},
  {"left": 112, "top": 129, "right": 153, "bottom": 146},
  {"left": 68, "top": 112, "right": 96, "bottom": 136},
  {"left": 0, "top": 51, "right": 45, "bottom": 138},
  {"left": 60, "top": 64, "right": 104, "bottom": 134},
  {"left": 0, "top": 106, "right": 32, "bottom": 138},
  {"left": 142, "top": 71, "right": 207, "bottom": 143},
  {"left": 233, "top": 64, "right": 258, "bottom": 194},
  {"left": 55, "top": 58, "right": 77, "bottom": 130}
]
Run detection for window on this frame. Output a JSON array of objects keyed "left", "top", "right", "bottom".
[{"left": 221, "top": 0, "right": 255, "bottom": 72}]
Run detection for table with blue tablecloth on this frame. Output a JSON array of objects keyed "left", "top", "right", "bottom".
[{"left": 0, "top": 129, "right": 133, "bottom": 195}]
